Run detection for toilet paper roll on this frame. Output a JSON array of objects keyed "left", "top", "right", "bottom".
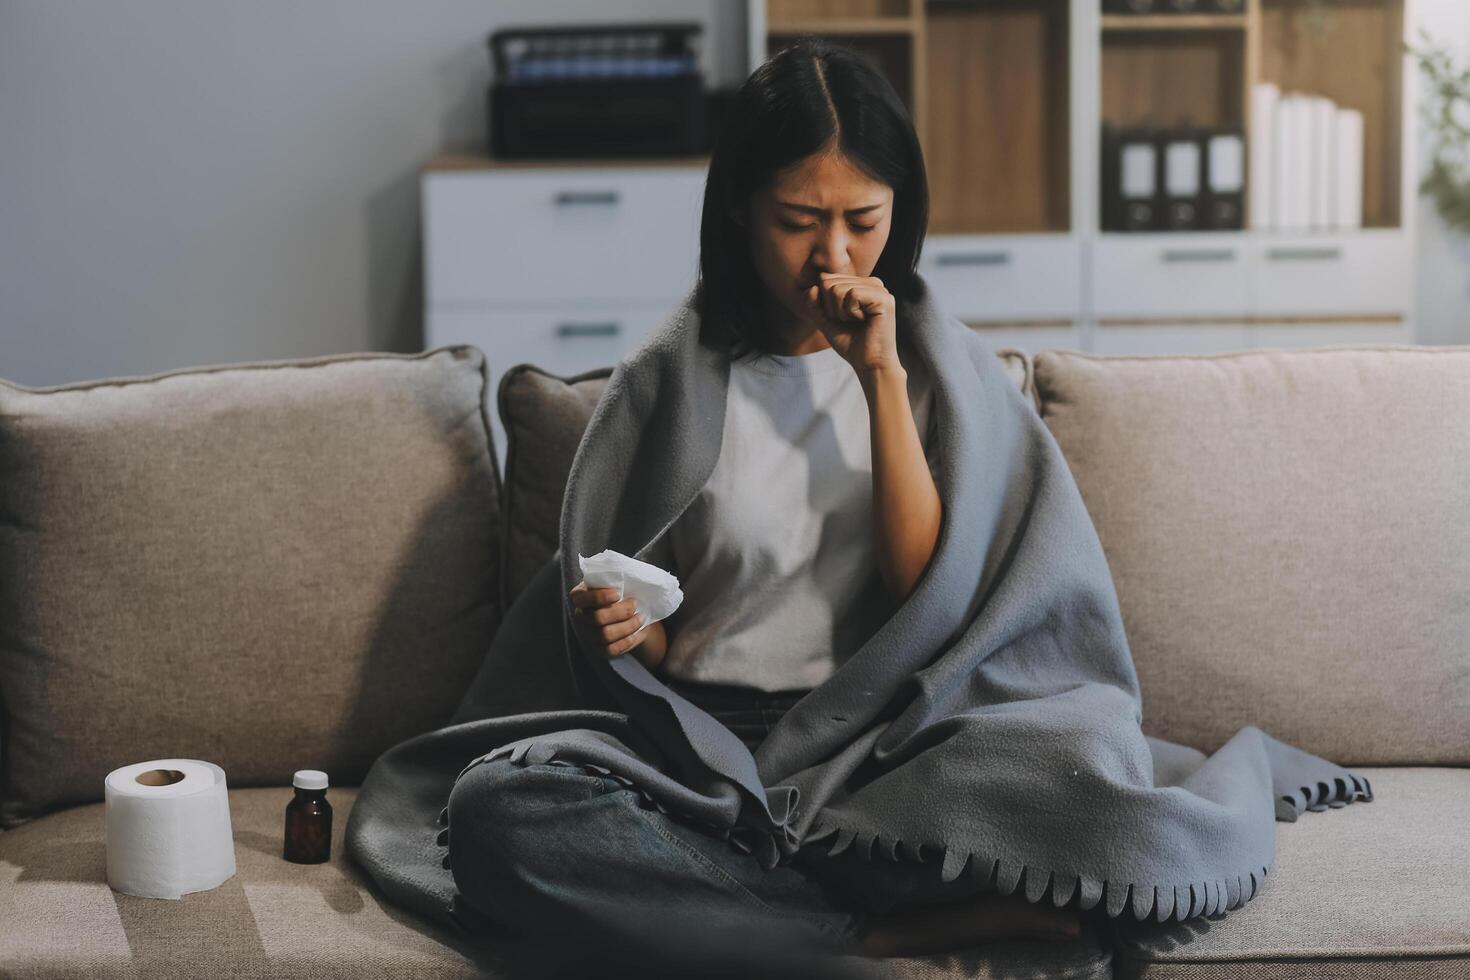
[{"left": 104, "top": 759, "right": 237, "bottom": 900}]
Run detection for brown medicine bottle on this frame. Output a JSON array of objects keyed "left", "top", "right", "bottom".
[{"left": 284, "top": 769, "right": 332, "bottom": 863}]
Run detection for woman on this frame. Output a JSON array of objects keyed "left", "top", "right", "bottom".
[{"left": 454, "top": 37, "right": 1086, "bottom": 963}]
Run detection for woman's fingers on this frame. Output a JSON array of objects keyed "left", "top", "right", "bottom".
[
  {"left": 816, "top": 273, "right": 881, "bottom": 323},
  {"left": 599, "top": 614, "right": 642, "bottom": 643},
  {"left": 599, "top": 611, "right": 648, "bottom": 653},
  {"left": 588, "top": 596, "right": 638, "bottom": 626},
  {"left": 567, "top": 583, "right": 650, "bottom": 656},
  {"left": 569, "top": 583, "right": 622, "bottom": 608}
]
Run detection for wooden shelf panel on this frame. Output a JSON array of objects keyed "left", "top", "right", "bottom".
[
  {"left": 768, "top": 17, "right": 918, "bottom": 35},
  {"left": 1102, "top": 30, "right": 1245, "bottom": 129},
  {"left": 1102, "top": 14, "right": 1248, "bottom": 31},
  {"left": 769, "top": 0, "right": 912, "bottom": 19},
  {"left": 924, "top": 0, "right": 1071, "bottom": 234}
]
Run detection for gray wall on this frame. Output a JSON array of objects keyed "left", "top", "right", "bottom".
[
  {"left": 1, "top": 1, "right": 1466, "bottom": 388},
  {"left": 1414, "top": 0, "right": 1470, "bottom": 346},
  {"left": 0, "top": 1, "right": 746, "bottom": 386}
]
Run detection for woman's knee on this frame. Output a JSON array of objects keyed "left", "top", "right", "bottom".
[
  {"left": 444, "top": 759, "right": 613, "bottom": 919},
  {"left": 449, "top": 757, "right": 603, "bottom": 822}
]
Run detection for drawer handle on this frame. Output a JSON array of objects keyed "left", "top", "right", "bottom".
[
  {"left": 937, "top": 251, "right": 1012, "bottom": 267},
  {"left": 1162, "top": 248, "right": 1236, "bottom": 263},
  {"left": 556, "top": 321, "right": 621, "bottom": 338},
  {"left": 1266, "top": 246, "right": 1343, "bottom": 262},
  {"left": 554, "top": 190, "right": 620, "bottom": 206}
]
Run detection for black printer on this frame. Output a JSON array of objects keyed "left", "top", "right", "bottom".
[{"left": 488, "top": 22, "right": 713, "bottom": 159}]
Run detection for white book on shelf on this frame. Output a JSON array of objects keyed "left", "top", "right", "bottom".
[
  {"left": 1292, "top": 96, "right": 1315, "bottom": 230},
  {"left": 1250, "top": 82, "right": 1279, "bottom": 230},
  {"left": 1274, "top": 94, "right": 1312, "bottom": 231},
  {"left": 1334, "top": 107, "right": 1364, "bottom": 229},
  {"left": 1309, "top": 96, "right": 1336, "bottom": 230},
  {"left": 1271, "top": 94, "right": 1293, "bottom": 230}
]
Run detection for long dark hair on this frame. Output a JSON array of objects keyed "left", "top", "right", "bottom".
[{"left": 696, "top": 36, "right": 930, "bottom": 358}]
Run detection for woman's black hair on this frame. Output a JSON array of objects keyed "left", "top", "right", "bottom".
[{"left": 695, "top": 36, "right": 930, "bottom": 358}]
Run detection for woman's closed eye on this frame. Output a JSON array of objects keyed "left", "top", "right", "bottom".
[{"left": 780, "top": 220, "right": 879, "bottom": 233}]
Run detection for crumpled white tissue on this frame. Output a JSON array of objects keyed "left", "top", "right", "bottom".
[{"left": 578, "top": 549, "right": 683, "bottom": 625}]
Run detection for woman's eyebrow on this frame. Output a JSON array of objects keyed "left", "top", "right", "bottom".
[{"left": 776, "top": 200, "right": 885, "bottom": 215}]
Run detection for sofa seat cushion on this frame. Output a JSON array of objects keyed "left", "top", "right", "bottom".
[
  {"left": 1110, "top": 767, "right": 1470, "bottom": 979},
  {"left": 0, "top": 785, "right": 513, "bottom": 979},
  {"left": 0, "top": 783, "right": 1115, "bottom": 980}
]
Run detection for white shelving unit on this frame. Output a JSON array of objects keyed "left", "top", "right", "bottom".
[{"left": 424, "top": 1, "right": 1420, "bottom": 466}]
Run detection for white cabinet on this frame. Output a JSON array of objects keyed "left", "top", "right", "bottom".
[
  {"left": 1250, "top": 231, "right": 1413, "bottom": 319},
  {"left": 1093, "top": 235, "right": 1252, "bottom": 320},
  {"left": 969, "top": 323, "right": 1084, "bottom": 357},
  {"left": 921, "top": 236, "right": 1081, "bottom": 323},
  {"left": 429, "top": 303, "right": 677, "bottom": 468},
  {"left": 424, "top": 168, "right": 705, "bottom": 308},
  {"left": 422, "top": 163, "right": 705, "bottom": 469},
  {"left": 1093, "top": 322, "right": 1254, "bottom": 356},
  {"left": 1248, "top": 320, "right": 1411, "bottom": 349},
  {"left": 1093, "top": 319, "right": 1410, "bottom": 357}
]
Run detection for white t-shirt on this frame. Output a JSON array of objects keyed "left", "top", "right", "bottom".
[{"left": 645, "top": 342, "right": 939, "bottom": 692}]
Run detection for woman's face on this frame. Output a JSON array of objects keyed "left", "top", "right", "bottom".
[{"left": 737, "top": 149, "right": 895, "bottom": 336}]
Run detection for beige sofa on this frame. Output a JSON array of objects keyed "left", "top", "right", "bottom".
[{"left": 1, "top": 342, "right": 1465, "bottom": 979}]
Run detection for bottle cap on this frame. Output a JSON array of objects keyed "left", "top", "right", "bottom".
[{"left": 293, "top": 769, "right": 329, "bottom": 791}]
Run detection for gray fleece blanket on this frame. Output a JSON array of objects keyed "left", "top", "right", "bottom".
[{"left": 345, "top": 273, "right": 1373, "bottom": 934}]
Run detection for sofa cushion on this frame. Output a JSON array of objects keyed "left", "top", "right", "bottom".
[
  {"left": 497, "top": 363, "right": 612, "bottom": 613},
  {"left": 1033, "top": 346, "right": 1470, "bottom": 766},
  {"left": 1109, "top": 766, "right": 1470, "bottom": 978},
  {"left": 497, "top": 344, "right": 1036, "bottom": 610},
  {"left": 0, "top": 348, "right": 502, "bottom": 827},
  {"left": 0, "top": 783, "right": 1113, "bottom": 980},
  {"left": 0, "top": 786, "right": 510, "bottom": 978}
]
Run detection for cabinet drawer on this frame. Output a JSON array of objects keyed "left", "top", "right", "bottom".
[
  {"left": 1247, "top": 320, "right": 1411, "bottom": 349},
  {"left": 1251, "top": 233, "right": 1412, "bottom": 317},
  {"left": 921, "top": 236, "right": 1081, "bottom": 321},
  {"left": 1092, "top": 322, "right": 1253, "bottom": 356},
  {"left": 424, "top": 169, "right": 705, "bottom": 307},
  {"left": 1093, "top": 235, "right": 1251, "bottom": 319},
  {"left": 968, "top": 322, "right": 1082, "bottom": 357},
  {"left": 427, "top": 303, "right": 678, "bottom": 469}
]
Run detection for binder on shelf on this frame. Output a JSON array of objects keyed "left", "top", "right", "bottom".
[
  {"left": 1102, "top": 125, "right": 1161, "bottom": 232},
  {"left": 1101, "top": 0, "right": 1159, "bottom": 13},
  {"left": 1162, "top": 130, "right": 1203, "bottom": 231},
  {"left": 1204, "top": 131, "right": 1244, "bottom": 230}
]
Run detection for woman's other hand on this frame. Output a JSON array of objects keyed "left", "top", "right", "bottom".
[{"left": 569, "top": 580, "right": 661, "bottom": 660}]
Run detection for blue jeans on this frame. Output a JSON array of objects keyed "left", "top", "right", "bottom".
[
  {"left": 442, "top": 678, "right": 872, "bottom": 960},
  {"left": 442, "top": 678, "right": 1006, "bottom": 968}
]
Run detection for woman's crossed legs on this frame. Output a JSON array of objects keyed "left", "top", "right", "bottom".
[{"left": 443, "top": 755, "right": 1085, "bottom": 974}]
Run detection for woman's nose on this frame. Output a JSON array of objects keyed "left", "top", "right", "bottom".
[{"left": 812, "top": 228, "right": 853, "bottom": 273}]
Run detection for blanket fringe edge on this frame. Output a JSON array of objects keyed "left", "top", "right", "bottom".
[{"left": 803, "top": 771, "right": 1373, "bottom": 924}]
